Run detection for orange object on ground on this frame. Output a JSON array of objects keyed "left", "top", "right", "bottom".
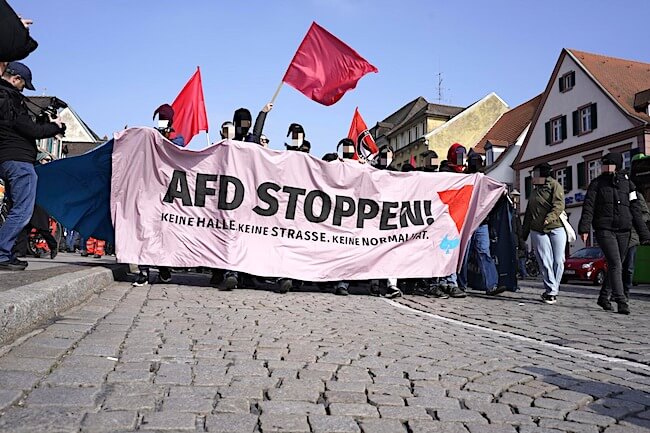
[{"left": 85, "top": 237, "right": 106, "bottom": 257}]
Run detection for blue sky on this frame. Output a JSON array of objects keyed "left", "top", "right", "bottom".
[{"left": 15, "top": 0, "right": 650, "bottom": 156}]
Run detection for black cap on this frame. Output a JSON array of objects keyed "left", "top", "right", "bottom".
[
  {"left": 6, "top": 61, "right": 35, "bottom": 90},
  {"left": 153, "top": 104, "right": 174, "bottom": 122},
  {"left": 287, "top": 123, "right": 305, "bottom": 137},
  {"left": 602, "top": 152, "right": 623, "bottom": 170},
  {"left": 533, "top": 162, "right": 552, "bottom": 177}
]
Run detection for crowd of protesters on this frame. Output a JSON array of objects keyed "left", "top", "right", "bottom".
[{"left": 1, "top": 0, "right": 646, "bottom": 317}]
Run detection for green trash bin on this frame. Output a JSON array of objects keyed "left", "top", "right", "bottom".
[{"left": 633, "top": 245, "right": 650, "bottom": 284}]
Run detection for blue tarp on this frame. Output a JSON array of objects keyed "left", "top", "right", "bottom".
[{"left": 35, "top": 140, "right": 115, "bottom": 243}]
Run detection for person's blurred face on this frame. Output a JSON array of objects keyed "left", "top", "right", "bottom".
[
  {"left": 259, "top": 135, "right": 269, "bottom": 147},
  {"left": 8, "top": 74, "right": 25, "bottom": 91},
  {"left": 601, "top": 164, "right": 617, "bottom": 174}
]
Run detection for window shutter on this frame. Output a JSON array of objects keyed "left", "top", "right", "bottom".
[
  {"left": 525, "top": 176, "right": 532, "bottom": 199},
  {"left": 577, "top": 162, "right": 586, "bottom": 189},
  {"left": 572, "top": 110, "right": 579, "bottom": 135},
  {"left": 561, "top": 115, "right": 567, "bottom": 140},
  {"left": 559, "top": 76, "right": 565, "bottom": 92},
  {"left": 591, "top": 103, "right": 598, "bottom": 129},
  {"left": 565, "top": 166, "right": 573, "bottom": 192},
  {"left": 545, "top": 121, "right": 551, "bottom": 145},
  {"left": 570, "top": 71, "right": 575, "bottom": 87}
]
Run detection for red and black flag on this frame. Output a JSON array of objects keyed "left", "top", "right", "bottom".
[{"left": 347, "top": 107, "right": 378, "bottom": 159}]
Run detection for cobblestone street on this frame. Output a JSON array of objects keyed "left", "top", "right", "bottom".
[{"left": 0, "top": 276, "right": 649, "bottom": 432}]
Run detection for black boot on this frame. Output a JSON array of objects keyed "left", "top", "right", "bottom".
[
  {"left": 597, "top": 297, "right": 613, "bottom": 311},
  {"left": 616, "top": 302, "right": 630, "bottom": 315}
]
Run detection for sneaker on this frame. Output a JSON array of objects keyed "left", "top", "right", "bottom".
[
  {"left": 597, "top": 297, "right": 613, "bottom": 311},
  {"left": 369, "top": 282, "right": 381, "bottom": 297},
  {"left": 426, "top": 285, "right": 449, "bottom": 299},
  {"left": 240, "top": 274, "right": 259, "bottom": 289},
  {"left": 384, "top": 286, "right": 402, "bottom": 299},
  {"left": 447, "top": 286, "right": 467, "bottom": 298},
  {"left": 158, "top": 267, "right": 172, "bottom": 283},
  {"left": 616, "top": 302, "right": 630, "bottom": 315},
  {"left": 335, "top": 284, "right": 349, "bottom": 296},
  {"left": 540, "top": 293, "right": 557, "bottom": 304},
  {"left": 0, "top": 259, "right": 26, "bottom": 271},
  {"left": 50, "top": 249, "right": 58, "bottom": 260},
  {"left": 11, "top": 257, "right": 28, "bottom": 268},
  {"left": 132, "top": 272, "right": 149, "bottom": 287},
  {"left": 80, "top": 251, "right": 88, "bottom": 257},
  {"left": 220, "top": 272, "right": 238, "bottom": 291},
  {"left": 486, "top": 286, "right": 507, "bottom": 296},
  {"left": 277, "top": 279, "right": 292, "bottom": 294}
]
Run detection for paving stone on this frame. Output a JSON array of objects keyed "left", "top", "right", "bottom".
[
  {"left": 325, "top": 391, "right": 368, "bottom": 404},
  {"left": 378, "top": 405, "right": 432, "bottom": 421},
  {"left": 465, "top": 424, "right": 518, "bottom": 433},
  {"left": 367, "top": 383, "right": 412, "bottom": 397},
  {"left": 0, "top": 356, "right": 56, "bottom": 374},
  {"left": 259, "top": 414, "right": 310, "bottom": 433},
  {"left": 213, "top": 398, "right": 250, "bottom": 413},
  {"left": 219, "top": 384, "right": 264, "bottom": 399},
  {"left": 517, "top": 405, "right": 568, "bottom": 420},
  {"left": 80, "top": 411, "right": 138, "bottom": 432},
  {"left": 435, "top": 409, "right": 488, "bottom": 424},
  {"left": 508, "top": 384, "right": 550, "bottom": 398},
  {"left": 102, "top": 394, "right": 158, "bottom": 411},
  {"left": 162, "top": 395, "right": 215, "bottom": 413},
  {"left": 267, "top": 385, "right": 321, "bottom": 403},
  {"left": 545, "top": 389, "right": 594, "bottom": 405},
  {"left": 538, "top": 419, "right": 600, "bottom": 433},
  {"left": 498, "top": 391, "right": 534, "bottom": 407},
  {"left": 329, "top": 403, "right": 379, "bottom": 418},
  {"left": 106, "top": 369, "right": 153, "bottom": 383},
  {"left": 208, "top": 407, "right": 258, "bottom": 430},
  {"left": 0, "top": 389, "right": 22, "bottom": 410},
  {"left": 604, "top": 426, "right": 650, "bottom": 433},
  {"left": 0, "top": 407, "right": 83, "bottom": 433},
  {"left": 0, "top": 370, "right": 39, "bottom": 390},
  {"left": 533, "top": 397, "right": 580, "bottom": 411},
  {"left": 446, "top": 389, "right": 494, "bottom": 404},
  {"left": 406, "top": 396, "right": 461, "bottom": 409},
  {"left": 358, "top": 418, "right": 407, "bottom": 433},
  {"left": 259, "top": 401, "right": 327, "bottom": 415},
  {"left": 43, "top": 367, "right": 109, "bottom": 386},
  {"left": 326, "top": 381, "right": 367, "bottom": 393},
  {"left": 156, "top": 363, "right": 192, "bottom": 385},
  {"left": 566, "top": 410, "right": 617, "bottom": 426},
  {"left": 408, "top": 420, "right": 470, "bottom": 433},
  {"left": 367, "top": 393, "right": 404, "bottom": 406},
  {"left": 309, "top": 415, "right": 361, "bottom": 433},
  {"left": 141, "top": 411, "right": 197, "bottom": 431},
  {"left": 26, "top": 387, "right": 101, "bottom": 408}
]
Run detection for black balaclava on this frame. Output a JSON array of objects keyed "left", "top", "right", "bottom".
[
  {"left": 220, "top": 121, "right": 235, "bottom": 140},
  {"left": 233, "top": 108, "right": 252, "bottom": 140},
  {"left": 287, "top": 123, "right": 305, "bottom": 148},
  {"left": 466, "top": 149, "right": 484, "bottom": 173}
]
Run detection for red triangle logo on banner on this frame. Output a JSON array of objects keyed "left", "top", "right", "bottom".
[{"left": 437, "top": 185, "right": 474, "bottom": 232}]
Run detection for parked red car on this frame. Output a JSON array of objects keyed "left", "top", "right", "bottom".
[{"left": 562, "top": 247, "right": 607, "bottom": 285}]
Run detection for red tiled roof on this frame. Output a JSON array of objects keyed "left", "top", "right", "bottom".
[
  {"left": 474, "top": 93, "right": 542, "bottom": 154},
  {"left": 569, "top": 49, "right": 650, "bottom": 123}
]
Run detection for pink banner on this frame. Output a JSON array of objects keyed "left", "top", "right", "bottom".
[{"left": 111, "top": 128, "right": 506, "bottom": 280}]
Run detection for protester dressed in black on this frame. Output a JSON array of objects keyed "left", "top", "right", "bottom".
[{"left": 578, "top": 152, "right": 650, "bottom": 315}]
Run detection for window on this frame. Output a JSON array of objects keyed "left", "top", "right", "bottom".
[
  {"left": 559, "top": 71, "right": 575, "bottom": 92},
  {"left": 573, "top": 103, "right": 598, "bottom": 135},
  {"left": 545, "top": 115, "right": 567, "bottom": 145},
  {"left": 623, "top": 151, "right": 631, "bottom": 170},
  {"left": 588, "top": 160, "right": 601, "bottom": 183},
  {"left": 486, "top": 149, "right": 494, "bottom": 166}
]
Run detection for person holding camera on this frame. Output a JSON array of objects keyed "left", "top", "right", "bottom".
[{"left": 0, "top": 61, "right": 65, "bottom": 270}]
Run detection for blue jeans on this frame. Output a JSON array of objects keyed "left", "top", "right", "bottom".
[
  {"left": 66, "top": 229, "right": 77, "bottom": 251},
  {"left": 458, "top": 223, "right": 498, "bottom": 290},
  {"left": 0, "top": 161, "right": 37, "bottom": 262},
  {"left": 531, "top": 228, "right": 566, "bottom": 296}
]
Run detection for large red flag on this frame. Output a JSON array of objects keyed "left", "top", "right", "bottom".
[
  {"left": 282, "top": 22, "right": 378, "bottom": 106},
  {"left": 171, "top": 67, "right": 208, "bottom": 145},
  {"left": 347, "top": 107, "right": 378, "bottom": 159}
]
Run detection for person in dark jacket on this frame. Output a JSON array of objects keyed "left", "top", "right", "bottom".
[
  {"left": 0, "top": 0, "right": 37, "bottom": 68},
  {"left": 522, "top": 162, "right": 566, "bottom": 304},
  {"left": 0, "top": 62, "right": 65, "bottom": 270},
  {"left": 578, "top": 152, "right": 650, "bottom": 315},
  {"left": 244, "top": 103, "right": 273, "bottom": 145}
]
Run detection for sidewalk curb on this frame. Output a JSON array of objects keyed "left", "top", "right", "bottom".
[{"left": 0, "top": 264, "right": 129, "bottom": 346}]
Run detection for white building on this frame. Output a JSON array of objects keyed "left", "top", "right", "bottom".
[{"left": 513, "top": 49, "right": 650, "bottom": 253}]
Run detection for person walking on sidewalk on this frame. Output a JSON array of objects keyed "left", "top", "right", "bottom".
[
  {"left": 578, "top": 152, "right": 650, "bottom": 315},
  {"left": 0, "top": 61, "right": 65, "bottom": 270},
  {"left": 522, "top": 162, "right": 566, "bottom": 304}
]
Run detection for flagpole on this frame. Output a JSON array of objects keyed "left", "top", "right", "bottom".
[
  {"left": 206, "top": 131, "right": 211, "bottom": 147},
  {"left": 270, "top": 81, "right": 284, "bottom": 105}
]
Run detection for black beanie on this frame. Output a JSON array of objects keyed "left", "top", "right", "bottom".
[
  {"left": 233, "top": 108, "right": 252, "bottom": 123},
  {"left": 602, "top": 152, "right": 623, "bottom": 170},
  {"left": 533, "top": 162, "right": 552, "bottom": 178}
]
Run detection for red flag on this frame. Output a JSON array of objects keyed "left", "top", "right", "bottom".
[
  {"left": 282, "top": 22, "right": 378, "bottom": 106},
  {"left": 171, "top": 67, "right": 208, "bottom": 145},
  {"left": 410, "top": 153, "right": 416, "bottom": 167},
  {"left": 347, "top": 107, "right": 378, "bottom": 159}
]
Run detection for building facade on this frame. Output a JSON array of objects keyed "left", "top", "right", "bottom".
[{"left": 513, "top": 49, "right": 650, "bottom": 253}]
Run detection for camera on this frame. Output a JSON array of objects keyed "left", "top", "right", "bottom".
[{"left": 36, "top": 96, "right": 68, "bottom": 123}]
